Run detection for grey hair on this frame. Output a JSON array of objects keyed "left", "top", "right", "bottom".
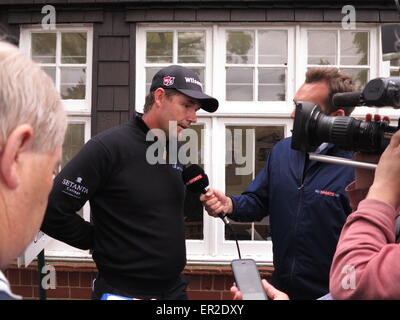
[{"left": 0, "top": 40, "right": 67, "bottom": 152}]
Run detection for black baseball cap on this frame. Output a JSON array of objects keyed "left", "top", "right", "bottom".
[{"left": 150, "top": 65, "right": 219, "bottom": 113}]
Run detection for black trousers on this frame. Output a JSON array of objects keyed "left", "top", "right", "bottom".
[{"left": 92, "top": 274, "right": 188, "bottom": 300}]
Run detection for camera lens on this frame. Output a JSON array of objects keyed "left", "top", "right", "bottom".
[{"left": 292, "top": 101, "right": 397, "bottom": 154}]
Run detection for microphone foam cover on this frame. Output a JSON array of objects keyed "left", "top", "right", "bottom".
[{"left": 182, "top": 164, "right": 209, "bottom": 193}]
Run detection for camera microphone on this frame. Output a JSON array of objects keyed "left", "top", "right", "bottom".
[
  {"left": 182, "top": 164, "right": 230, "bottom": 224},
  {"left": 332, "top": 77, "right": 400, "bottom": 109},
  {"left": 332, "top": 91, "right": 362, "bottom": 108}
]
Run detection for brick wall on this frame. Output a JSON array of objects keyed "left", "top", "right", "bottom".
[
  {"left": 4, "top": 263, "right": 97, "bottom": 299},
  {"left": 3, "top": 262, "right": 273, "bottom": 300}
]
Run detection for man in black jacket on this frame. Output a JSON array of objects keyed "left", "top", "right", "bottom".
[{"left": 41, "top": 65, "right": 218, "bottom": 300}]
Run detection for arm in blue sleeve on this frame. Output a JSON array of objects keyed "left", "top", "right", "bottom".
[{"left": 229, "top": 154, "right": 271, "bottom": 222}]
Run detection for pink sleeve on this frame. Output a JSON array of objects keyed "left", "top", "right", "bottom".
[{"left": 329, "top": 199, "right": 400, "bottom": 300}]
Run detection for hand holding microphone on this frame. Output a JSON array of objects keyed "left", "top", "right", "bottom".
[
  {"left": 200, "top": 188, "right": 232, "bottom": 218},
  {"left": 182, "top": 164, "right": 232, "bottom": 224},
  {"left": 182, "top": 164, "right": 243, "bottom": 259}
]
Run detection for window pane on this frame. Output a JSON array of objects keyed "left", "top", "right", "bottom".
[
  {"left": 62, "top": 123, "right": 86, "bottom": 218},
  {"left": 146, "top": 32, "right": 173, "bottom": 63},
  {"left": 341, "top": 68, "right": 369, "bottom": 90},
  {"left": 258, "top": 30, "right": 287, "bottom": 64},
  {"left": 340, "top": 31, "right": 368, "bottom": 65},
  {"left": 183, "top": 124, "right": 205, "bottom": 240},
  {"left": 145, "top": 67, "right": 160, "bottom": 93},
  {"left": 258, "top": 68, "right": 286, "bottom": 101},
  {"left": 61, "top": 32, "right": 87, "bottom": 64},
  {"left": 31, "top": 33, "right": 56, "bottom": 63},
  {"left": 41, "top": 66, "right": 56, "bottom": 84},
  {"left": 188, "top": 67, "right": 205, "bottom": 86},
  {"left": 225, "top": 125, "right": 284, "bottom": 241},
  {"left": 308, "top": 31, "right": 337, "bottom": 65},
  {"left": 226, "top": 67, "right": 253, "bottom": 101},
  {"left": 390, "top": 69, "right": 400, "bottom": 76},
  {"left": 390, "top": 58, "right": 400, "bottom": 67},
  {"left": 60, "top": 68, "right": 86, "bottom": 99},
  {"left": 178, "top": 32, "right": 205, "bottom": 63},
  {"left": 62, "top": 123, "right": 85, "bottom": 167},
  {"left": 226, "top": 31, "right": 255, "bottom": 64}
]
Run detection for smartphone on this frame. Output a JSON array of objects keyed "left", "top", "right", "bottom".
[{"left": 231, "top": 259, "right": 268, "bottom": 300}]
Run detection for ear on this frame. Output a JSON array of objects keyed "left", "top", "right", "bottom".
[
  {"left": 329, "top": 109, "right": 345, "bottom": 117},
  {"left": 152, "top": 88, "right": 165, "bottom": 109},
  {"left": 0, "top": 124, "right": 33, "bottom": 189}
]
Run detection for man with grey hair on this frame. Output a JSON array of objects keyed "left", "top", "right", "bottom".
[{"left": 0, "top": 40, "right": 67, "bottom": 299}]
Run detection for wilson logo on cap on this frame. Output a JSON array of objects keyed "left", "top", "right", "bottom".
[{"left": 163, "top": 76, "right": 175, "bottom": 86}]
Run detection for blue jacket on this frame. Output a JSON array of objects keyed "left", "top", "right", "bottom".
[{"left": 230, "top": 137, "right": 355, "bottom": 300}]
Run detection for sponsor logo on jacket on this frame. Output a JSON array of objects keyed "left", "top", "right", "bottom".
[
  {"left": 61, "top": 177, "right": 89, "bottom": 199},
  {"left": 315, "top": 189, "right": 340, "bottom": 198}
]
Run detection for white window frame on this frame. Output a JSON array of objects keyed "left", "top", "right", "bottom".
[
  {"left": 216, "top": 25, "right": 295, "bottom": 115},
  {"left": 136, "top": 23, "right": 390, "bottom": 266},
  {"left": 41, "top": 116, "right": 92, "bottom": 261},
  {"left": 186, "top": 115, "right": 293, "bottom": 264},
  {"left": 19, "top": 25, "right": 93, "bottom": 262},
  {"left": 381, "top": 24, "right": 400, "bottom": 119},
  {"left": 298, "top": 24, "right": 380, "bottom": 118},
  {"left": 185, "top": 116, "right": 213, "bottom": 259},
  {"left": 18, "top": 22, "right": 396, "bottom": 264},
  {"left": 19, "top": 24, "right": 93, "bottom": 115},
  {"left": 136, "top": 25, "right": 214, "bottom": 115}
]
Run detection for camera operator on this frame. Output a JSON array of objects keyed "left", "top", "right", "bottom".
[
  {"left": 330, "top": 126, "right": 400, "bottom": 300},
  {"left": 201, "top": 68, "right": 356, "bottom": 300}
]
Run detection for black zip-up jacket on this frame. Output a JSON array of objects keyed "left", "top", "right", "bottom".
[{"left": 41, "top": 115, "right": 187, "bottom": 292}]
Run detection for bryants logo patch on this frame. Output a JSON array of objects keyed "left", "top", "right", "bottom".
[{"left": 315, "top": 189, "right": 340, "bottom": 198}]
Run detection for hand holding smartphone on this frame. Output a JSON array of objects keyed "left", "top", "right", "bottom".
[{"left": 231, "top": 259, "right": 268, "bottom": 300}]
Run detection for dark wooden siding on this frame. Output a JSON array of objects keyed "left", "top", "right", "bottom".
[
  {"left": 125, "top": 6, "right": 397, "bottom": 23},
  {"left": 93, "top": 10, "right": 135, "bottom": 134},
  {"left": 1, "top": 6, "right": 136, "bottom": 135},
  {"left": 0, "top": 0, "right": 393, "bottom": 5}
]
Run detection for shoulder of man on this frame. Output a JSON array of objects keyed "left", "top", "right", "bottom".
[
  {"left": 92, "top": 119, "right": 145, "bottom": 150},
  {"left": 271, "top": 136, "right": 291, "bottom": 149}
]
